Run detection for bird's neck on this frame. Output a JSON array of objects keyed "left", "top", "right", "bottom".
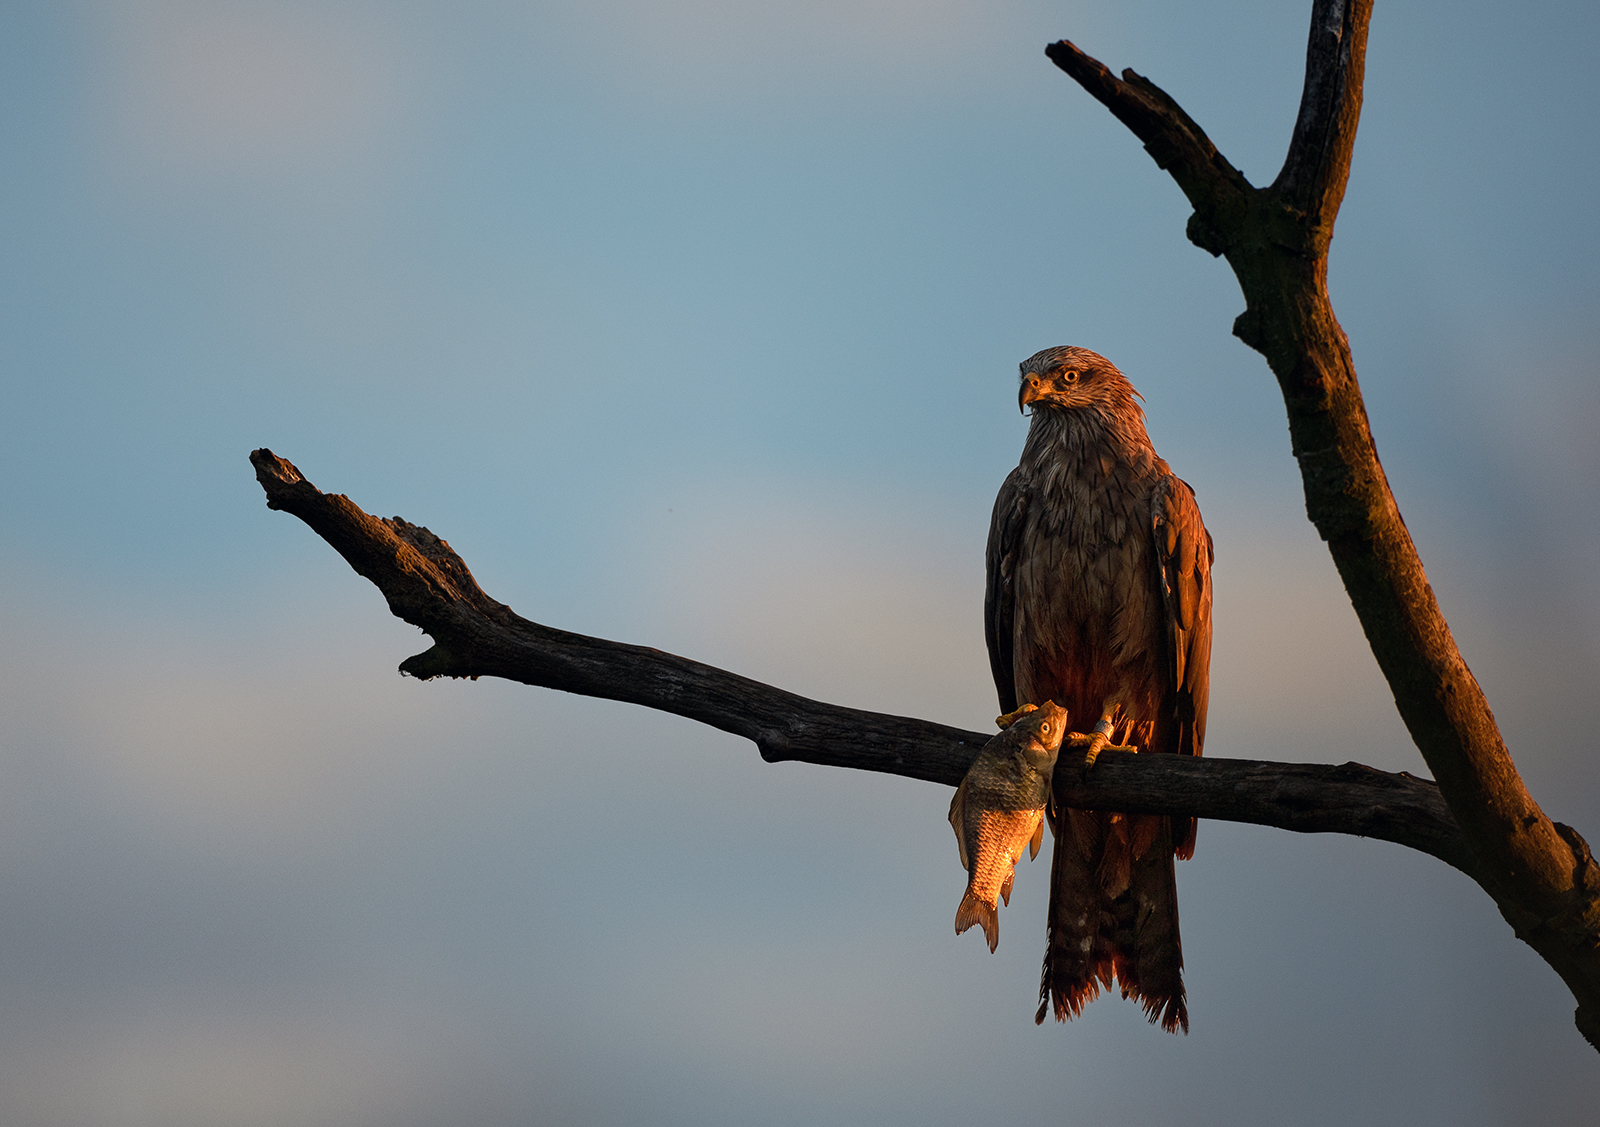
[{"left": 1020, "top": 402, "right": 1155, "bottom": 476}]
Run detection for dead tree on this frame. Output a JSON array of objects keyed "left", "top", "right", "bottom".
[{"left": 250, "top": 0, "right": 1600, "bottom": 1050}]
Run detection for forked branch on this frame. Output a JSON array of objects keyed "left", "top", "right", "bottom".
[{"left": 1047, "top": 0, "right": 1600, "bottom": 1047}]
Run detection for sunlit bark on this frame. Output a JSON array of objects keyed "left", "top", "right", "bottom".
[
  {"left": 247, "top": 0, "right": 1600, "bottom": 1053},
  {"left": 1046, "top": 0, "right": 1600, "bottom": 1048}
]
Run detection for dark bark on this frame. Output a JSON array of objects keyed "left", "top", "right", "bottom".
[
  {"left": 246, "top": 0, "right": 1600, "bottom": 1051},
  {"left": 1047, "top": 0, "right": 1600, "bottom": 1049},
  {"left": 251, "top": 447, "right": 1480, "bottom": 879}
]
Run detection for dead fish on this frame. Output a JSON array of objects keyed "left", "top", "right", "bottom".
[{"left": 949, "top": 701, "right": 1068, "bottom": 952}]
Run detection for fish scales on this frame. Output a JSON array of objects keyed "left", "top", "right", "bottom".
[{"left": 949, "top": 701, "right": 1068, "bottom": 952}]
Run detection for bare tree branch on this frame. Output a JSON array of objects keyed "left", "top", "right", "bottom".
[
  {"left": 247, "top": 0, "right": 1600, "bottom": 1050},
  {"left": 1275, "top": 0, "right": 1367, "bottom": 218},
  {"left": 1042, "top": 39, "right": 1251, "bottom": 224},
  {"left": 250, "top": 447, "right": 1481, "bottom": 880},
  {"left": 1047, "top": 0, "right": 1600, "bottom": 1048}
]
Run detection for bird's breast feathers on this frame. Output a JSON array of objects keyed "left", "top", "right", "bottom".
[{"left": 1008, "top": 457, "right": 1171, "bottom": 708}]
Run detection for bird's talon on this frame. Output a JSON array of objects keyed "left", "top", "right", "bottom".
[{"left": 1082, "top": 741, "right": 1137, "bottom": 768}]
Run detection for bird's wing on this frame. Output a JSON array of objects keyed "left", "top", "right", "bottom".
[
  {"left": 1152, "top": 470, "right": 1209, "bottom": 864},
  {"left": 984, "top": 467, "right": 1029, "bottom": 716},
  {"left": 1151, "top": 474, "right": 1212, "bottom": 861},
  {"left": 1151, "top": 473, "right": 1213, "bottom": 756}
]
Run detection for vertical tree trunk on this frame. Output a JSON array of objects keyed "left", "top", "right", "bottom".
[{"left": 1046, "top": 0, "right": 1600, "bottom": 1047}]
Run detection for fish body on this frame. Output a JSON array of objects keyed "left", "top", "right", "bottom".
[{"left": 949, "top": 701, "right": 1068, "bottom": 952}]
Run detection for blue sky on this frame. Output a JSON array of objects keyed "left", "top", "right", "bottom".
[{"left": 2, "top": 1, "right": 1598, "bottom": 1123}]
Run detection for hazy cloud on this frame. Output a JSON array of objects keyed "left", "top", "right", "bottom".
[{"left": 97, "top": 2, "right": 410, "bottom": 185}]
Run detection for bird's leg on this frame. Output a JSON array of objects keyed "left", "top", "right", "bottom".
[{"left": 1065, "top": 705, "right": 1138, "bottom": 768}]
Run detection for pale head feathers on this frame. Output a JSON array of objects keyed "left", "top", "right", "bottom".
[{"left": 1017, "top": 345, "right": 1155, "bottom": 467}]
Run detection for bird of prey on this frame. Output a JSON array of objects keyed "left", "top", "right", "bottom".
[{"left": 985, "top": 345, "right": 1212, "bottom": 1034}]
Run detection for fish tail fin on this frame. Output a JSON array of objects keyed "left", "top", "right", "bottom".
[{"left": 955, "top": 890, "right": 999, "bottom": 953}]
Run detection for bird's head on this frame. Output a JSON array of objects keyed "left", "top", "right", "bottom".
[{"left": 1017, "top": 345, "right": 1140, "bottom": 417}]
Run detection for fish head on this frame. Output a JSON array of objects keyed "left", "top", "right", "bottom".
[{"left": 1006, "top": 700, "right": 1068, "bottom": 771}]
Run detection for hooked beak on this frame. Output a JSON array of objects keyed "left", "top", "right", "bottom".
[{"left": 1018, "top": 373, "right": 1046, "bottom": 414}]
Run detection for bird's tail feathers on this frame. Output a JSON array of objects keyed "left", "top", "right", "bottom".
[
  {"left": 1037, "top": 814, "right": 1118, "bottom": 1024},
  {"left": 1039, "top": 811, "right": 1189, "bottom": 1033},
  {"left": 1138, "top": 990, "right": 1189, "bottom": 1034},
  {"left": 1035, "top": 959, "right": 1116, "bottom": 1025},
  {"left": 1112, "top": 822, "right": 1189, "bottom": 1034}
]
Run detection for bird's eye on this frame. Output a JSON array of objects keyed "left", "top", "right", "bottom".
[{"left": 1062, "top": 370, "right": 1079, "bottom": 383}]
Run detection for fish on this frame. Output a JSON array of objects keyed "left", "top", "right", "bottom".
[{"left": 949, "top": 701, "right": 1069, "bottom": 952}]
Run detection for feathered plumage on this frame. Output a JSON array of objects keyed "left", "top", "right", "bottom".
[{"left": 985, "top": 345, "right": 1212, "bottom": 1034}]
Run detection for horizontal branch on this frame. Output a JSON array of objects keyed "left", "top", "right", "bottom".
[
  {"left": 1057, "top": 755, "right": 1475, "bottom": 876},
  {"left": 249, "top": 448, "right": 988, "bottom": 786},
  {"left": 250, "top": 447, "right": 1479, "bottom": 879}
]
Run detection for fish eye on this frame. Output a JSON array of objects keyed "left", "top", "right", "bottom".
[{"left": 1040, "top": 723, "right": 1051, "bottom": 734}]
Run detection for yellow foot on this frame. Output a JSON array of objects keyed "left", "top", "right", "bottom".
[{"left": 1066, "top": 718, "right": 1137, "bottom": 767}]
